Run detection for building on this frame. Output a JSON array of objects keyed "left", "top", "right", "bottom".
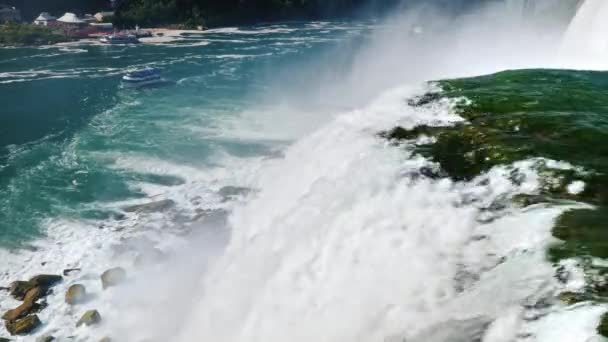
[
  {"left": 0, "top": 4, "right": 21, "bottom": 23},
  {"left": 33, "top": 12, "right": 57, "bottom": 26},
  {"left": 94, "top": 11, "right": 114, "bottom": 22},
  {"left": 57, "top": 12, "right": 85, "bottom": 27}
]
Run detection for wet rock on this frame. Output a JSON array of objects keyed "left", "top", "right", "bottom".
[
  {"left": 36, "top": 335, "right": 55, "bottom": 342},
  {"left": 558, "top": 291, "right": 589, "bottom": 305},
  {"left": 28, "top": 275, "right": 62, "bottom": 288},
  {"left": 76, "top": 310, "right": 101, "bottom": 327},
  {"left": 5, "top": 315, "right": 41, "bottom": 335},
  {"left": 65, "top": 284, "right": 86, "bottom": 305},
  {"left": 8, "top": 281, "right": 34, "bottom": 301},
  {"left": 2, "top": 287, "right": 43, "bottom": 321},
  {"left": 63, "top": 268, "right": 81, "bottom": 276},
  {"left": 0, "top": 337, "right": 10, "bottom": 341},
  {"left": 99, "top": 337, "right": 112, "bottom": 342},
  {"left": 122, "top": 199, "right": 175, "bottom": 213},
  {"left": 101, "top": 267, "right": 126, "bottom": 289},
  {"left": 595, "top": 312, "right": 608, "bottom": 340},
  {"left": 112, "top": 212, "right": 126, "bottom": 220}
]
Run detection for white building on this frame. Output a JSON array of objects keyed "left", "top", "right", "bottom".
[
  {"left": 57, "top": 12, "right": 85, "bottom": 26},
  {"left": 33, "top": 12, "right": 57, "bottom": 26}
]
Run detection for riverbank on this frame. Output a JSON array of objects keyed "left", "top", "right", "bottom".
[{"left": 0, "top": 23, "right": 71, "bottom": 47}]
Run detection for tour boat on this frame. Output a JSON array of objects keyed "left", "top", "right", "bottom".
[{"left": 122, "top": 68, "right": 162, "bottom": 87}]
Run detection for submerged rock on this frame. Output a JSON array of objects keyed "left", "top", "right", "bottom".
[
  {"left": 122, "top": 199, "right": 175, "bottom": 213},
  {"left": 5, "top": 315, "right": 41, "bottom": 335},
  {"left": 65, "top": 284, "right": 86, "bottom": 305},
  {"left": 99, "top": 337, "right": 112, "bottom": 342},
  {"left": 101, "top": 267, "right": 126, "bottom": 289},
  {"left": 76, "top": 310, "right": 101, "bottom": 327}
]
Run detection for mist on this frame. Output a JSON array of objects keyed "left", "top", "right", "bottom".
[{"left": 93, "top": 1, "right": 587, "bottom": 341}]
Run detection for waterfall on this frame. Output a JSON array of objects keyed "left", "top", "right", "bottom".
[{"left": 560, "top": 0, "right": 608, "bottom": 69}]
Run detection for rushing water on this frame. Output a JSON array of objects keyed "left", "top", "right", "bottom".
[{"left": 1, "top": 2, "right": 608, "bottom": 341}]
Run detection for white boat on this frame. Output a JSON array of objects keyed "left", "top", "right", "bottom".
[
  {"left": 100, "top": 34, "right": 140, "bottom": 44},
  {"left": 122, "top": 68, "right": 163, "bottom": 87}
]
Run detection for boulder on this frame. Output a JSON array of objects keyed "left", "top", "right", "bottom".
[
  {"left": 5, "top": 315, "right": 41, "bottom": 335},
  {"left": 2, "top": 287, "right": 43, "bottom": 321},
  {"left": 28, "top": 275, "right": 62, "bottom": 288},
  {"left": 23, "top": 286, "right": 43, "bottom": 303},
  {"left": 8, "top": 281, "right": 33, "bottom": 301},
  {"left": 76, "top": 310, "right": 101, "bottom": 327},
  {"left": 101, "top": 267, "right": 126, "bottom": 289},
  {"left": 0, "top": 337, "right": 10, "bottom": 341},
  {"left": 122, "top": 199, "right": 175, "bottom": 213},
  {"left": 36, "top": 335, "right": 55, "bottom": 342},
  {"left": 65, "top": 284, "right": 86, "bottom": 305}
]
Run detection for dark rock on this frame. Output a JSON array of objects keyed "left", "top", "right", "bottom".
[
  {"left": 28, "top": 274, "right": 62, "bottom": 288},
  {"left": 112, "top": 212, "right": 126, "bottom": 220},
  {"left": 65, "top": 284, "right": 86, "bottom": 305},
  {"left": 76, "top": 309, "right": 101, "bottom": 327},
  {"left": 122, "top": 199, "right": 175, "bottom": 213},
  {"left": 9, "top": 281, "right": 34, "bottom": 301},
  {"left": 599, "top": 311, "right": 608, "bottom": 337},
  {"left": 36, "top": 335, "right": 55, "bottom": 342},
  {"left": 101, "top": 267, "right": 126, "bottom": 289},
  {"left": 0, "top": 337, "right": 10, "bottom": 341},
  {"left": 63, "top": 268, "right": 81, "bottom": 276},
  {"left": 407, "top": 92, "right": 442, "bottom": 107},
  {"left": 5, "top": 315, "right": 41, "bottom": 335}
]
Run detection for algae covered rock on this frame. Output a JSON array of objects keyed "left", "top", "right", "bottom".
[
  {"left": 5, "top": 315, "right": 41, "bottom": 335},
  {"left": 76, "top": 309, "right": 101, "bottom": 327},
  {"left": 101, "top": 267, "right": 126, "bottom": 289},
  {"left": 597, "top": 311, "right": 608, "bottom": 337},
  {"left": 557, "top": 291, "right": 589, "bottom": 305},
  {"left": 65, "top": 284, "right": 86, "bottom": 305}
]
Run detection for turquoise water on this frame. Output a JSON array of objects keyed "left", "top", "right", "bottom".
[{"left": 0, "top": 22, "right": 372, "bottom": 247}]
